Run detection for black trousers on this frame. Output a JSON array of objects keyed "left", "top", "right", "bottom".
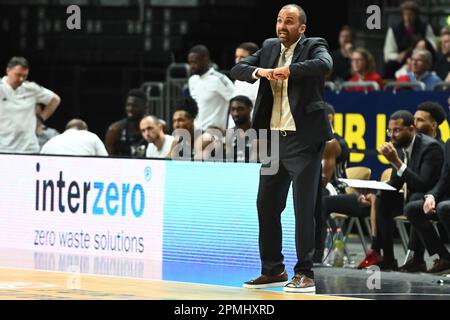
[
  {"left": 405, "top": 198, "right": 450, "bottom": 257},
  {"left": 257, "top": 132, "right": 324, "bottom": 279},
  {"left": 376, "top": 191, "right": 424, "bottom": 260}
]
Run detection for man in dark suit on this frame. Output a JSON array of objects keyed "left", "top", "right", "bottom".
[
  {"left": 358, "top": 110, "right": 444, "bottom": 271},
  {"left": 402, "top": 135, "right": 450, "bottom": 274},
  {"left": 230, "top": 4, "right": 333, "bottom": 293}
]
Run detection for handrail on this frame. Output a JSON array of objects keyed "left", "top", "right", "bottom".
[
  {"left": 339, "top": 81, "right": 380, "bottom": 92},
  {"left": 383, "top": 81, "right": 426, "bottom": 92},
  {"left": 433, "top": 82, "right": 450, "bottom": 91}
]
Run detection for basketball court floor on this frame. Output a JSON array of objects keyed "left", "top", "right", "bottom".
[{"left": 1, "top": 245, "right": 450, "bottom": 300}]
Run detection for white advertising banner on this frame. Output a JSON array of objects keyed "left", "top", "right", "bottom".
[{"left": 0, "top": 155, "right": 165, "bottom": 268}]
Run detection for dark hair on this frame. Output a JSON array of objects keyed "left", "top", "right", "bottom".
[
  {"left": 7, "top": 56, "right": 29, "bottom": 69},
  {"left": 340, "top": 25, "right": 353, "bottom": 38},
  {"left": 324, "top": 103, "right": 335, "bottom": 116},
  {"left": 174, "top": 97, "right": 199, "bottom": 119},
  {"left": 237, "top": 42, "right": 259, "bottom": 55},
  {"left": 188, "top": 45, "right": 210, "bottom": 59},
  {"left": 417, "top": 101, "right": 447, "bottom": 125},
  {"left": 401, "top": 0, "right": 420, "bottom": 15},
  {"left": 127, "top": 88, "right": 147, "bottom": 102},
  {"left": 390, "top": 110, "right": 415, "bottom": 126},
  {"left": 281, "top": 4, "right": 307, "bottom": 24},
  {"left": 229, "top": 95, "right": 253, "bottom": 109}
]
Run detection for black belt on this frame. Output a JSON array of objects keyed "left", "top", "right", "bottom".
[{"left": 278, "top": 130, "right": 296, "bottom": 136}]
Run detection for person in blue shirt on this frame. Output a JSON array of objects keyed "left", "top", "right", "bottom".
[{"left": 406, "top": 48, "right": 442, "bottom": 90}]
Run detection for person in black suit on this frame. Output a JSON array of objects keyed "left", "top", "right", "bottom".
[
  {"left": 402, "top": 139, "right": 450, "bottom": 274},
  {"left": 358, "top": 110, "right": 444, "bottom": 271},
  {"left": 230, "top": 4, "right": 333, "bottom": 293}
]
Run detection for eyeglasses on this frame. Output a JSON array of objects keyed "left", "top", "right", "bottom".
[{"left": 386, "top": 127, "right": 405, "bottom": 137}]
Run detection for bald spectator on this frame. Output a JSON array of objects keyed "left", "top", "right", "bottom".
[
  {"left": 0, "top": 56, "right": 61, "bottom": 153},
  {"left": 40, "top": 119, "right": 108, "bottom": 156},
  {"left": 105, "top": 88, "right": 147, "bottom": 157},
  {"left": 396, "top": 48, "right": 442, "bottom": 90},
  {"left": 140, "top": 115, "right": 174, "bottom": 158},
  {"left": 187, "top": 45, "right": 234, "bottom": 131}
]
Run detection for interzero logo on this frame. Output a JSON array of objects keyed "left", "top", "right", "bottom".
[{"left": 34, "top": 162, "right": 147, "bottom": 218}]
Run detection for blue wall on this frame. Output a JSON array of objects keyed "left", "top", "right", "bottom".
[{"left": 326, "top": 91, "right": 449, "bottom": 179}]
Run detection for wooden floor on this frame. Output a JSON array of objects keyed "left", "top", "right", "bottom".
[{"left": 0, "top": 267, "right": 356, "bottom": 300}]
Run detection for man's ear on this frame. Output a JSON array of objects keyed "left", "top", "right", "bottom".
[
  {"left": 431, "top": 121, "right": 437, "bottom": 131},
  {"left": 299, "top": 24, "right": 306, "bottom": 34}
]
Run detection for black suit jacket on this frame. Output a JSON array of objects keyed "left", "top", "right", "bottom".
[
  {"left": 428, "top": 139, "right": 450, "bottom": 201},
  {"left": 387, "top": 133, "right": 444, "bottom": 200},
  {"left": 230, "top": 36, "right": 333, "bottom": 144}
]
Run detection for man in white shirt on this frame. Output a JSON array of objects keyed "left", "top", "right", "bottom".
[
  {"left": 0, "top": 56, "right": 61, "bottom": 153},
  {"left": 227, "top": 42, "right": 260, "bottom": 129},
  {"left": 140, "top": 115, "right": 174, "bottom": 158},
  {"left": 187, "top": 45, "right": 234, "bottom": 131},
  {"left": 40, "top": 119, "right": 108, "bottom": 156},
  {"left": 233, "top": 42, "right": 260, "bottom": 103}
]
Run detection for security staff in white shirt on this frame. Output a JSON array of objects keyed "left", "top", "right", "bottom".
[
  {"left": 0, "top": 56, "right": 61, "bottom": 153},
  {"left": 187, "top": 45, "right": 234, "bottom": 131}
]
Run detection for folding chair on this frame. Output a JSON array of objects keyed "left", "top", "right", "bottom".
[{"left": 329, "top": 166, "right": 372, "bottom": 257}]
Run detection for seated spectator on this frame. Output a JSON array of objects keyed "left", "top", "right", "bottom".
[
  {"left": 35, "top": 103, "right": 59, "bottom": 149},
  {"left": 395, "top": 38, "right": 437, "bottom": 79},
  {"left": 40, "top": 119, "right": 108, "bottom": 156},
  {"left": 396, "top": 48, "right": 442, "bottom": 90},
  {"left": 346, "top": 48, "right": 384, "bottom": 91},
  {"left": 104, "top": 88, "right": 147, "bottom": 157},
  {"left": 170, "top": 97, "right": 201, "bottom": 160},
  {"left": 414, "top": 101, "right": 447, "bottom": 142},
  {"left": 383, "top": 0, "right": 436, "bottom": 79},
  {"left": 397, "top": 102, "right": 448, "bottom": 273},
  {"left": 402, "top": 132, "right": 450, "bottom": 273},
  {"left": 330, "top": 25, "right": 354, "bottom": 82},
  {"left": 140, "top": 115, "right": 174, "bottom": 159},
  {"left": 314, "top": 103, "right": 351, "bottom": 264},
  {"left": 434, "top": 27, "right": 450, "bottom": 82},
  {"left": 194, "top": 126, "right": 225, "bottom": 161},
  {"left": 357, "top": 111, "right": 443, "bottom": 271},
  {"left": 225, "top": 95, "right": 257, "bottom": 162}
]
